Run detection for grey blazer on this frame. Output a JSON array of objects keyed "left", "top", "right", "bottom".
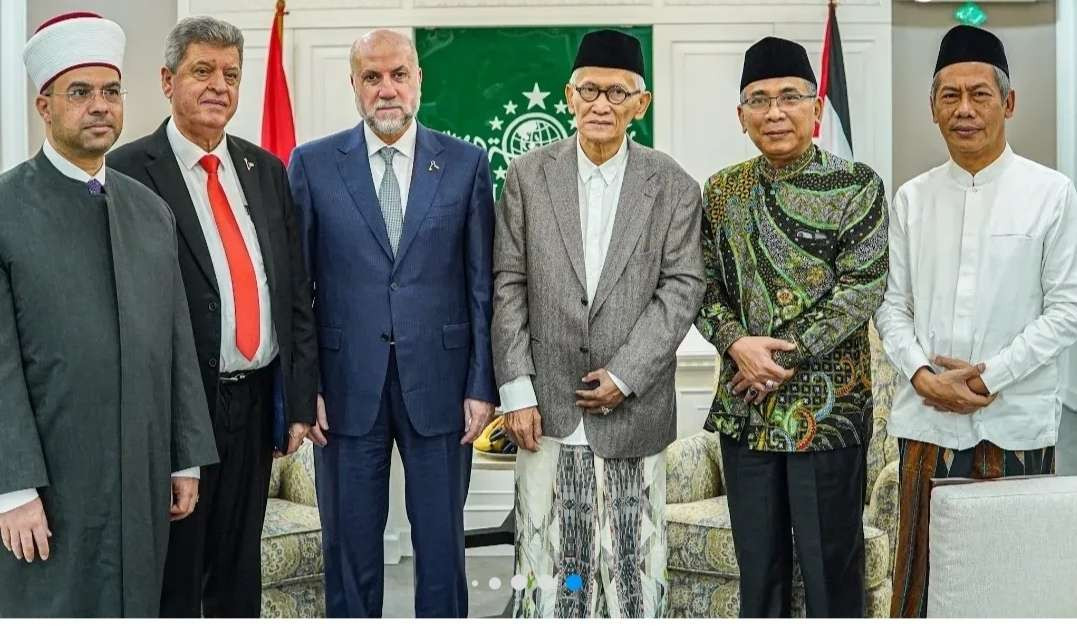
[{"left": 492, "top": 136, "right": 705, "bottom": 459}]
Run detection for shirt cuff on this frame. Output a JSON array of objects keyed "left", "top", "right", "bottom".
[
  {"left": 899, "top": 346, "right": 934, "bottom": 382},
  {"left": 171, "top": 467, "right": 201, "bottom": 480},
  {"left": 498, "top": 375, "right": 538, "bottom": 413},
  {"left": 979, "top": 353, "right": 1014, "bottom": 395},
  {"left": 608, "top": 371, "right": 632, "bottom": 397},
  {"left": 0, "top": 489, "right": 39, "bottom": 514}
]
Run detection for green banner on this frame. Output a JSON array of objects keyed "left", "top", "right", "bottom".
[{"left": 415, "top": 26, "right": 653, "bottom": 197}]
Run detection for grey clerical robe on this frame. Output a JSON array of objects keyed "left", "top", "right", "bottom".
[{"left": 0, "top": 152, "right": 218, "bottom": 617}]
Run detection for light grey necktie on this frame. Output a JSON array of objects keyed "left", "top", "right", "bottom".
[{"left": 377, "top": 146, "right": 403, "bottom": 256}]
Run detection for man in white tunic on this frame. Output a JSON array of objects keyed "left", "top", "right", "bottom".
[{"left": 875, "top": 25, "right": 1077, "bottom": 618}]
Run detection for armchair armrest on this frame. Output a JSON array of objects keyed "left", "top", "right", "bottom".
[{"left": 666, "top": 432, "right": 724, "bottom": 504}]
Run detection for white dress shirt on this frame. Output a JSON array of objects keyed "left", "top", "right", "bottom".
[
  {"left": 0, "top": 140, "right": 199, "bottom": 515},
  {"left": 876, "top": 145, "right": 1077, "bottom": 451},
  {"left": 365, "top": 119, "right": 417, "bottom": 215},
  {"left": 167, "top": 119, "right": 278, "bottom": 373},
  {"left": 498, "top": 137, "right": 632, "bottom": 446}
]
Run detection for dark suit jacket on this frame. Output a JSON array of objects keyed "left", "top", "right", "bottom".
[
  {"left": 288, "top": 123, "right": 497, "bottom": 438},
  {"left": 109, "top": 119, "right": 318, "bottom": 447}
]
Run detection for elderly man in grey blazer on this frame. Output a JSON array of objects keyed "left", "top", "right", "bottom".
[{"left": 492, "top": 29, "right": 705, "bottom": 618}]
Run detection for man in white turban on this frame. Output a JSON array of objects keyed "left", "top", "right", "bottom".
[{"left": 0, "top": 12, "right": 218, "bottom": 617}]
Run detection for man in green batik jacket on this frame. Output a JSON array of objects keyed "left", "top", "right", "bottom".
[{"left": 695, "top": 36, "right": 888, "bottom": 618}]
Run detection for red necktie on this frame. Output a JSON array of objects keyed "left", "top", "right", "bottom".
[{"left": 199, "top": 154, "right": 260, "bottom": 361}]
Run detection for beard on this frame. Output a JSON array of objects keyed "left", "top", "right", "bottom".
[
  {"left": 54, "top": 117, "right": 119, "bottom": 158},
  {"left": 358, "top": 92, "right": 420, "bottom": 137}
]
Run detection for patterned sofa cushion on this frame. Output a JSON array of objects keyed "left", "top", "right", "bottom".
[
  {"left": 667, "top": 497, "right": 739, "bottom": 578},
  {"left": 262, "top": 578, "right": 326, "bottom": 619},
  {"left": 261, "top": 498, "right": 323, "bottom": 587},
  {"left": 667, "top": 496, "right": 889, "bottom": 590}
]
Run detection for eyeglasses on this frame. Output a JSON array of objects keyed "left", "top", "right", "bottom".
[
  {"left": 573, "top": 83, "right": 641, "bottom": 105},
  {"left": 48, "top": 86, "right": 127, "bottom": 105},
  {"left": 740, "top": 93, "right": 816, "bottom": 112}
]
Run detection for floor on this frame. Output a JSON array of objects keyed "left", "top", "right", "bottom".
[{"left": 383, "top": 556, "right": 516, "bottom": 618}]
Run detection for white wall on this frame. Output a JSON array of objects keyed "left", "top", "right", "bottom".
[
  {"left": 179, "top": 0, "right": 891, "bottom": 562},
  {"left": 891, "top": 0, "right": 1056, "bottom": 187},
  {"left": 0, "top": 0, "right": 27, "bottom": 171},
  {"left": 23, "top": 0, "right": 178, "bottom": 154}
]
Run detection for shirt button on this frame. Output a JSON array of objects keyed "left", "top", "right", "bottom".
[
  {"left": 580, "top": 297, "right": 588, "bottom": 306},
  {"left": 209, "top": 301, "right": 218, "bottom": 312},
  {"left": 208, "top": 357, "right": 218, "bottom": 368},
  {"left": 579, "top": 346, "right": 589, "bottom": 354},
  {"left": 390, "top": 282, "right": 399, "bottom": 291},
  {"left": 381, "top": 334, "right": 390, "bottom": 342}
]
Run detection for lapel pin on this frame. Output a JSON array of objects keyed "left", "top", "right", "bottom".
[
  {"left": 244, "top": 158, "right": 255, "bottom": 171},
  {"left": 428, "top": 160, "right": 440, "bottom": 172}
]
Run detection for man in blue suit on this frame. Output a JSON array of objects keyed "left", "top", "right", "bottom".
[{"left": 288, "top": 29, "right": 497, "bottom": 618}]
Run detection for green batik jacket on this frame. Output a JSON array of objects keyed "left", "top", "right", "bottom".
[{"left": 695, "top": 146, "right": 889, "bottom": 452}]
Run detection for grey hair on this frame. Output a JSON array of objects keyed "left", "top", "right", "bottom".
[
  {"left": 739, "top": 79, "right": 817, "bottom": 104},
  {"left": 930, "top": 65, "right": 1011, "bottom": 103},
  {"left": 569, "top": 68, "right": 647, "bottom": 92},
  {"left": 164, "top": 16, "right": 244, "bottom": 73}
]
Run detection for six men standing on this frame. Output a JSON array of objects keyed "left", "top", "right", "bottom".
[{"left": 0, "top": 9, "right": 1073, "bottom": 621}]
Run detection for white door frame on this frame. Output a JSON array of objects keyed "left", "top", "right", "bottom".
[
  {"left": 1, "top": 0, "right": 28, "bottom": 171},
  {"left": 1058, "top": 0, "right": 1076, "bottom": 179}
]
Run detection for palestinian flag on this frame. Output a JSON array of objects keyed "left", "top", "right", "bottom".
[{"left": 814, "top": 2, "right": 853, "bottom": 160}]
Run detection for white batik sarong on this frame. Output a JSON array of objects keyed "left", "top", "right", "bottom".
[{"left": 512, "top": 439, "right": 667, "bottom": 618}]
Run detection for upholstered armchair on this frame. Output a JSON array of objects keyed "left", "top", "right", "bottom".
[
  {"left": 665, "top": 326, "right": 901, "bottom": 618},
  {"left": 261, "top": 440, "right": 326, "bottom": 618}
]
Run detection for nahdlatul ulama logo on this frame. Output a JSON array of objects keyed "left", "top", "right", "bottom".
[{"left": 444, "top": 81, "right": 636, "bottom": 197}]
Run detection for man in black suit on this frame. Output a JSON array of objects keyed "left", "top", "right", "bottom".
[{"left": 109, "top": 16, "right": 318, "bottom": 617}]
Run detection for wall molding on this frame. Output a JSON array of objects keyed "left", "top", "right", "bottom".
[{"left": 179, "top": 0, "right": 891, "bottom": 29}]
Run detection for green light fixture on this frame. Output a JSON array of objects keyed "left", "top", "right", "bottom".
[{"left": 954, "top": 1, "right": 988, "bottom": 27}]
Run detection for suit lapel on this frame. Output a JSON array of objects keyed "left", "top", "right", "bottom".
[
  {"left": 392, "top": 125, "right": 445, "bottom": 269},
  {"left": 336, "top": 124, "right": 394, "bottom": 262},
  {"left": 228, "top": 138, "right": 278, "bottom": 293},
  {"left": 543, "top": 139, "right": 586, "bottom": 290},
  {"left": 144, "top": 121, "right": 219, "bottom": 295},
  {"left": 589, "top": 142, "right": 657, "bottom": 321}
]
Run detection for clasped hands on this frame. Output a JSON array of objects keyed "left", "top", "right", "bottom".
[
  {"left": 725, "top": 336, "right": 797, "bottom": 405},
  {"left": 912, "top": 355, "right": 995, "bottom": 414},
  {"left": 503, "top": 369, "right": 625, "bottom": 453}
]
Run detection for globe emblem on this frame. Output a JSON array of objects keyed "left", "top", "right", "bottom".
[{"left": 501, "top": 112, "right": 569, "bottom": 160}]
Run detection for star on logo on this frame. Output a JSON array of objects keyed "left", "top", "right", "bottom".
[
  {"left": 494, "top": 167, "right": 507, "bottom": 182},
  {"left": 554, "top": 100, "right": 568, "bottom": 115},
  {"left": 522, "top": 82, "right": 550, "bottom": 110},
  {"left": 503, "top": 100, "right": 518, "bottom": 116},
  {"left": 569, "top": 119, "right": 579, "bottom": 130},
  {"left": 489, "top": 116, "right": 504, "bottom": 131}
]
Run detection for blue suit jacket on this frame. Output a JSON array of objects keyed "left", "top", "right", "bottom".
[{"left": 288, "top": 123, "right": 497, "bottom": 437}]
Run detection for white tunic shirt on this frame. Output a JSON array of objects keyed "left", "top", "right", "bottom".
[
  {"left": 875, "top": 145, "right": 1077, "bottom": 450},
  {"left": 497, "top": 137, "right": 632, "bottom": 446}
]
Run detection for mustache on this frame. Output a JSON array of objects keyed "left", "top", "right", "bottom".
[{"left": 372, "top": 99, "right": 408, "bottom": 112}]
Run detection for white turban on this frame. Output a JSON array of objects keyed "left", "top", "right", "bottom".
[{"left": 23, "top": 12, "right": 125, "bottom": 93}]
